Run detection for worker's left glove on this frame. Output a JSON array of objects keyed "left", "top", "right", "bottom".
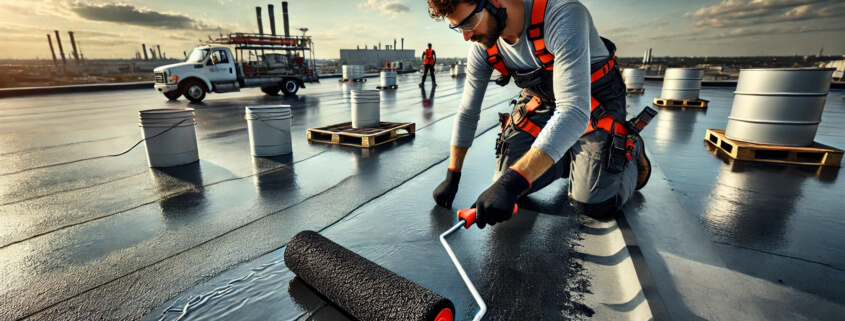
[{"left": 474, "top": 168, "right": 531, "bottom": 228}]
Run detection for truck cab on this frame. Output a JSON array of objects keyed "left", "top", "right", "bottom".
[
  {"left": 155, "top": 34, "right": 319, "bottom": 103},
  {"left": 154, "top": 46, "right": 238, "bottom": 102}
]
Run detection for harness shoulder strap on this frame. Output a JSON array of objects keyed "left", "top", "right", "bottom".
[
  {"left": 527, "top": 0, "right": 553, "bottom": 70},
  {"left": 485, "top": 45, "right": 509, "bottom": 77}
]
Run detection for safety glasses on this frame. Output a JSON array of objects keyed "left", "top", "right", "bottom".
[{"left": 448, "top": 0, "right": 487, "bottom": 33}]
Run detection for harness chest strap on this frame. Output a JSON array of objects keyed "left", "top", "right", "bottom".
[{"left": 495, "top": 0, "right": 628, "bottom": 141}]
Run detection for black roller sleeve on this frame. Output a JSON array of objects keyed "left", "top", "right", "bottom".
[{"left": 284, "top": 231, "right": 455, "bottom": 321}]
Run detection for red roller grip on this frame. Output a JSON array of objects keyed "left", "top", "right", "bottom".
[{"left": 457, "top": 204, "right": 518, "bottom": 229}]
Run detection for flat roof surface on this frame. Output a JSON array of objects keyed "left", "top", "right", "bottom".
[{"left": 1, "top": 74, "right": 843, "bottom": 320}]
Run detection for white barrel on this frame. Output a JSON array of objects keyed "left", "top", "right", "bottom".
[
  {"left": 660, "top": 68, "right": 704, "bottom": 100},
  {"left": 725, "top": 68, "right": 835, "bottom": 146},
  {"left": 245, "top": 105, "right": 293, "bottom": 156},
  {"left": 350, "top": 90, "right": 381, "bottom": 128},
  {"left": 139, "top": 108, "right": 199, "bottom": 168},
  {"left": 380, "top": 70, "right": 397, "bottom": 87},
  {"left": 343, "top": 65, "right": 363, "bottom": 80},
  {"left": 450, "top": 65, "right": 456, "bottom": 77},
  {"left": 455, "top": 63, "right": 465, "bottom": 76},
  {"left": 623, "top": 68, "right": 645, "bottom": 89}
]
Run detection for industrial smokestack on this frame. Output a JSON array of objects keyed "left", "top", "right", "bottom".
[
  {"left": 54, "top": 30, "right": 66, "bottom": 65},
  {"left": 256, "top": 7, "right": 264, "bottom": 35},
  {"left": 47, "top": 34, "right": 57, "bottom": 65},
  {"left": 268, "top": 4, "right": 277, "bottom": 36},
  {"left": 157, "top": 45, "right": 162, "bottom": 61},
  {"left": 150, "top": 48, "right": 157, "bottom": 60},
  {"left": 394, "top": 39, "right": 397, "bottom": 51},
  {"left": 401, "top": 38, "right": 404, "bottom": 50},
  {"left": 282, "top": 2, "right": 290, "bottom": 38},
  {"left": 77, "top": 41, "right": 84, "bottom": 63},
  {"left": 68, "top": 31, "right": 80, "bottom": 65},
  {"left": 142, "top": 44, "right": 148, "bottom": 60}
]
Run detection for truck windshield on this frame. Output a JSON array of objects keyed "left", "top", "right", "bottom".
[{"left": 186, "top": 49, "right": 210, "bottom": 63}]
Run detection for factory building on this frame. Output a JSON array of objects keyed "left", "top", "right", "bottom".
[{"left": 340, "top": 48, "right": 415, "bottom": 69}]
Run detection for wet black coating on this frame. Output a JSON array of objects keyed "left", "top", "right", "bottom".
[{"left": 284, "top": 230, "right": 455, "bottom": 321}]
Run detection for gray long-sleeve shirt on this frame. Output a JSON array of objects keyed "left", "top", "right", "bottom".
[{"left": 451, "top": 0, "right": 609, "bottom": 162}]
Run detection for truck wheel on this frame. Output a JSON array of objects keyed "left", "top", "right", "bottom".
[
  {"left": 281, "top": 79, "right": 299, "bottom": 96},
  {"left": 261, "top": 86, "right": 281, "bottom": 96},
  {"left": 183, "top": 81, "right": 206, "bottom": 102},
  {"left": 164, "top": 91, "right": 181, "bottom": 100}
]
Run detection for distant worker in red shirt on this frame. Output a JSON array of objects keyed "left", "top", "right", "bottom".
[{"left": 420, "top": 43, "right": 438, "bottom": 87}]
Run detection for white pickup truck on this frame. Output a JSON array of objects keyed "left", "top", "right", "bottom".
[{"left": 154, "top": 34, "right": 319, "bottom": 102}]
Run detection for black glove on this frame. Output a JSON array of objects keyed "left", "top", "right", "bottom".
[
  {"left": 432, "top": 168, "right": 461, "bottom": 208},
  {"left": 475, "top": 168, "right": 530, "bottom": 228}
]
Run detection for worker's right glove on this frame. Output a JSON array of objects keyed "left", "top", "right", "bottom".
[
  {"left": 474, "top": 168, "right": 531, "bottom": 228},
  {"left": 432, "top": 168, "right": 461, "bottom": 208}
]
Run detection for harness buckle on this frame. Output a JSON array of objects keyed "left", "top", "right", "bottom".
[
  {"left": 526, "top": 23, "right": 545, "bottom": 41},
  {"left": 495, "top": 76, "right": 511, "bottom": 86},
  {"left": 591, "top": 104, "right": 608, "bottom": 120},
  {"left": 487, "top": 54, "right": 503, "bottom": 65}
]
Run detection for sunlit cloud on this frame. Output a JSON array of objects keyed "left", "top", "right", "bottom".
[{"left": 360, "top": 0, "right": 411, "bottom": 14}]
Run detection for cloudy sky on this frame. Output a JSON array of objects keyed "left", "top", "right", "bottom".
[{"left": 1, "top": 0, "right": 844, "bottom": 60}]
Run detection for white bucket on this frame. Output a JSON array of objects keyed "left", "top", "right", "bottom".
[
  {"left": 139, "top": 108, "right": 199, "bottom": 168},
  {"left": 245, "top": 105, "right": 293, "bottom": 156},
  {"left": 343, "top": 65, "right": 364, "bottom": 80},
  {"left": 350, "top": 90, "right": 380, "bottom": 128},
  {"left": 380, "top": 70, "right": 397, "bottom": 87},
  {"left": 454, "top": 63, "right": 465, "bottom": 76}
]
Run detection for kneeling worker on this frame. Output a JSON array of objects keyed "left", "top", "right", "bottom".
[{"left": 427, "top": 0, "right": 654, "bottom": 226}]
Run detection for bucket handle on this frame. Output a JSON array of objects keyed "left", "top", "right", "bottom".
[
  {"left": 9, "top": 118, "right": 189, "bottom": 176},
  {"left": 248, "top": 113, "right": 289, "bottom": 135}
]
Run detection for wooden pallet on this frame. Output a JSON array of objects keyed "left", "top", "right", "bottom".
[
  {"left": 654, "top": 98, "right": 708, "bottom": 108},
  {"left": 626, "top": 88, "right": 645, "bottom": 94},
  {"left": 339, "top": 78, "right": 367, "bottom": 82},
  {"left": 307, "top": 122, "right": 415, "bottom": 148},
  {"left": 376, "top": 85, "right": 399, "bottom": 90},
  {"left": 705, "top": 129, "right": 843, "bottom": 167}
]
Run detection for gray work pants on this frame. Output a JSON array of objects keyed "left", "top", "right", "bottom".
[{"left": 494, "top": 90, "right": 638, "bottom": 217}]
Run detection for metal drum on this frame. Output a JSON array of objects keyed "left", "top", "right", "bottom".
[
  {"left": 725, "top": 68, "right": 835, "bottom": 146},
  {"left": 623, "top": 68, "right": 645, "bottom": 90},
  {"left": 660, "top": 68, "right": 704, "bottom": 100}
]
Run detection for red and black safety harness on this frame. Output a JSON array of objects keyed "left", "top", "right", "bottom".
[{"left": 488, "top": 0, "right": 635, "bottom": 161}]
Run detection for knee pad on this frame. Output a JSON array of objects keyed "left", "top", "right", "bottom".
[{"left": 570, "top": 195, "right": 620, "bottom": 218}]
